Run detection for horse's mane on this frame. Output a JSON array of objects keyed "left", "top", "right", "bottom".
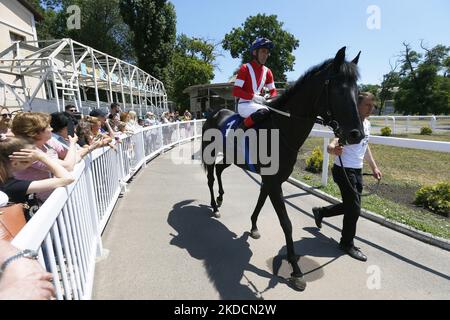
[{"left": 270, "top": 59, "right": 360, "bottom": 110}]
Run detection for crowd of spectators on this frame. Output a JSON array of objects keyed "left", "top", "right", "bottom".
[
  {"left": 1, "top": 103, "right": 195, "bottom": 217},
  {"left": 0, "top": 103, "right": 195, "bottom": 299}
]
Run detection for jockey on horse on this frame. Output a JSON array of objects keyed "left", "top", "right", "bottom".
[{"left": 233, "top": 37, "right": 278, "bottom": 129}]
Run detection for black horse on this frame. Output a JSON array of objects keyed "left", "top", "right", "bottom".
[{"left": 201, "top": 47, "right": 363, "bottom": 290}]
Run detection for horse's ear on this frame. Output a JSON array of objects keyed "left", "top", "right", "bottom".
[
  {"left": 351, "top": 51, "right": 361, "bottom": 65},
  {"left": 333, "top": 46, "right": 346, "bottom": 72}
]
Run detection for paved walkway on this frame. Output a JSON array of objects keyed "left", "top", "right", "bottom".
[{"left": 93, "top": 141, "right": 449, "bottom": 300}]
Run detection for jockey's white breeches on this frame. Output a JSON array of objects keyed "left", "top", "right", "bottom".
[{"left": 237, "top": 101, "right": 269, "bottom": 118}]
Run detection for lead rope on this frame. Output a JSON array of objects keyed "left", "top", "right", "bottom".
[{"left": 338, "top": 155, "right": 381, "bottom": 197}]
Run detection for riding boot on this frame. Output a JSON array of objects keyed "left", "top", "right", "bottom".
[
  {"left": 239, "top": 109, "right": 271, "bottom": 130},
  {"left": 238, "top": 116, "right": 255, "bottom": 131}
]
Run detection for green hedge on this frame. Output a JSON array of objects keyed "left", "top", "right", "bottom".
[
  {"left": 380, "top": 127, "right": 392, "bottom": 136},
  {"left": 306, "top": 146, "right": 323, "bottom": 173},
  {"left": 420, "top": 126, "right": 432, "bottom": 135},
  {"left": 415, "top": 182, "right": 450, "bottom": 217}
]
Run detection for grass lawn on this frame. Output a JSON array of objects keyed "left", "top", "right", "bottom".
[
  {"left": 391, "top": 132, "right": 450, "bottom": 142},
  {"left": 293, "top": 133, "right": 450, "bottom": 240}
]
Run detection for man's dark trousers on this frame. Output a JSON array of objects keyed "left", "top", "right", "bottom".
[{"left": 321, "top": 164, "right": 363, "bottom": 247}]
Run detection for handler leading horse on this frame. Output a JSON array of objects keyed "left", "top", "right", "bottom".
[{"left": 201, "top": 47, "right": 363, "bottom": 290}]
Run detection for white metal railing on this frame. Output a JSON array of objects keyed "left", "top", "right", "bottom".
[
  {"left": 308, "top": 128, "right": 450, "bottom": 186},
  {"left": 11, "top": 120, "right": 205, "bottom": 300},
  {"left": 368, "top": 115, "right": 450, "bottom": 134}
]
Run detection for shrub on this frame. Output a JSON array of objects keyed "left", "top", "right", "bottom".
[
  {"left": 414, "top": 182, "right": 450, "bottom": 217},
  {"left": 380, "top": 127, "right": 392, "bottom": 136},
  {"left": 305, "top": 146, "right": 323, "bottom": 173},
  {"left": 420, "top": 126, "right": 432, "bottom": 135}
]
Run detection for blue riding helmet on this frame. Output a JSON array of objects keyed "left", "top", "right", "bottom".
[{"left": 249, "top": 38, "right": 274, "bottom": 53}]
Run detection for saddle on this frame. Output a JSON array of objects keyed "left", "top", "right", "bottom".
[
  {"left": 217, "top": 113, "right": 273, "bottom": 173},
  {"left": 218, "top": 113, "right": 272, "bottom": 136}
]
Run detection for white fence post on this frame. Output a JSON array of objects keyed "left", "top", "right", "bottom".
[
  {"left": 159, "top": 125, "right": 164, "bottom": 154},
  {"left": 391, "top": 116, "right": 396, "bottom": 135},
  {"left": 140, "top": 130, "right": 147, "bottom": 168},
  {"left": 321, "top": 137, "right": 330, "bottom": 186},
  {"left": 117, "top": 141, "right": 128, "bottom": 193},
  {"left": 83, "top": 154, "right": 103, "bottom": 257},
  {"left": 431, "top": 115, "right": 436, "bottom": 131},
  {"left": 177, "top": 122, "right": 181, "bottom": 147},
  {"left": 194, "top": 120, "right": 197, "bottom": 141},
  {"left": 406, "top": 115, "right": 410, "bottom": 133}
]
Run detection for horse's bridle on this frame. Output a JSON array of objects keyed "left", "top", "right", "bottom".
[
  {"left": 316, "top": 78, "right": 382, "bottom": 197},
  {"left": 264, "top": 75, "right": 342, "bottom": 157},
  {"left": 312, "top": 77, "right": 343, "bottom": 140},
  {"left": 268, "top": 76, "right": 381, "bottom": 197},
  {"left": 319, "top": 78, "right": 382, "bottom": 197},
  {"left": 267, "top": 75, "right": 343, "bottom": 141}
]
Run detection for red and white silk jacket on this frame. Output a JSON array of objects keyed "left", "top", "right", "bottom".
[{"left": 232, "top": 60, "right": 277, "bottom": 102}]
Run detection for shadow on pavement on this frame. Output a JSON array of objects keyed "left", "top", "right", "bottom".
[
  {"left": 260, "top": 227, "right": 344, "bottom": 293},
  {"left": 285, "top": 199, "right": 450, "bottom": 281},
  {"left": 168, "top": 200, "right": 269, "bottom": 299},
  {"left": 167, "top": 200, "right": 348, "bottom": 298}
]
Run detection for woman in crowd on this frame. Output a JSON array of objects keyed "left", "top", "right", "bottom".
[
  {"left": 0, "top": 136, "right": 74, "bottom": 220},
  {"left": 118, "top": 112, "right": 135, "bottom": 134},
  {"left": 127, "top": 111, "right": 140, "bottom": 128},
  {"left": 183, "top": 110, "right": 192, "bottom": 121},
  {"left": 11, "top": 112, "right": 77, "bottom": 201},
  {"left": 50, "top": 112, "right": 96, "bottom": 160},
  {"left": 76, "top": 116, "right": 114, "bottom": 151},
  {"left": 87, "top": 116, "right": 113, "bottom": 147}
]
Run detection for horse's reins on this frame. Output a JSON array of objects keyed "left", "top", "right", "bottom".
[
  {"left": 266, "top": 79, "right": 381, "bottom": 197},
  {"left": 266, "top": 77, "right": 342, "bottom": 152},
  {"left": 337, "top": 155, "right": 381, "bottom": 197}
]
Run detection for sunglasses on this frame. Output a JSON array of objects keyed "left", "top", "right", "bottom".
[
  {"left": 68, "top": 109, "right": 76, "bottom": 112},
  {"left": 1, "top": 113, "right": 12, "bottom": 119}
]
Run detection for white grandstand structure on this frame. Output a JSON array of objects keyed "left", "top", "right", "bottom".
[{"left": 0, "top": 38, "right": 168, "bottom": 116}]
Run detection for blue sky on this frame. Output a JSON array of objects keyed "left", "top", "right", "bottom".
[{"left": 170, "top": 0, "right": 450, "bottom": 85}]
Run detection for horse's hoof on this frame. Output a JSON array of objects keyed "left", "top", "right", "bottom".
[
  {"left": 289, "top": 276, "right": 307, "bottom": 291},
  {"left": 213, "top": 211, "right": 221, "bottom": 218},
  {"left": 250, "top": 229, "right": 261, "bottom": 239}
]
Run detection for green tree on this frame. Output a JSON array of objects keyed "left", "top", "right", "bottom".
[
  {"left": 378, "top": 71, "right": 400, "bottom": 115},
  {"left": 421, "top": 42, "right": 449, "bottom": 69},
  {"left": 168, "top": 35, "right": 217, "bottom": 109},
  {"left": 27, "top": 0, "right": 64, "bottom": 40},
  {"left": 443, "top": 56, "right": 450, "bottom": 77},
  {"left": 120, "top": 0, "right": 176, "bottom": 84},
  {"left": 222, "top": 14, "right": 299, "bottom": 82},
  {"left": 72, "top": 0, "right": 134, "bottom": 60},
  {"left": 359, "top": 84, "right": 380, "bottom": 97},
  {"left": 394, "top": 42, "right": 449, "bottom": 115},
  {"left": 31, "top": 0, "right": 134, "bottom": 61},
  {"left": 26, "top": 0, "right": 45, "bottom": 13}
]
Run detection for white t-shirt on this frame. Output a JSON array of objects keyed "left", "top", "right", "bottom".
[{"left": 334, "top": 119, "right": 371, "bottom": 169}]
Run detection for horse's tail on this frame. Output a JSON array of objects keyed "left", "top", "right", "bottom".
[
  {"left": 201, "top": 122, "right": 208, "bottom": 172},
  {"left": 201, "top": 109, "right": 222, "bottom": 172}
]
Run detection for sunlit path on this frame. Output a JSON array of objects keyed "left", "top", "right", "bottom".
[{"left": 93, "top": 142, "right": 449, "bottom": 300}]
